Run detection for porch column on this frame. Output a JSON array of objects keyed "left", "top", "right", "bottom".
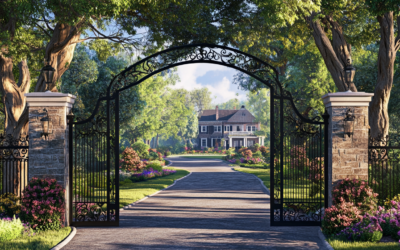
[
  {"left": 25, "top": 92, "right": 76, "bottom": 226},
  {"left": 229, "top": 137, "right": 232, "bottom": 148},
  {"left": 322, "top": 91, "right": 373, "bottom": 207}
]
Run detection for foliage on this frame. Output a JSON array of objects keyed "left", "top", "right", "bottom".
[
  {"left": 322, "top": 202, "right": 363, "bottom": 236},
  {"left": 309, "top": 157, "right": 324, "bottom": 198},
  {"left": 241, "top": 149, "right": 253, "bottom": 159},
  {"left": 120, "top": 147, "right": 144, "bottom": 172},
  {"left": 129, "top": 168, "right": 177, "bottom": 182},
  {"left": 130, "top": 141, "right": 150, "bottom": 159},
  {"left": 333, "top": 179, "right": 379, "bottom": 214},
  {"left": 336, "top": 214, "right": 383, "bottom": 242},
  {"left": 289, "top": 146, "right": 309, "bottom": 170},
  {"left": 259, "top": 146, "right": 269, "bottom": 155},
  {"left": 0, "top": 227, "right": 71, "bottom": 250},
  {"left": 239, "top": 163, "right": 268, "bottom": 169},
  {"left": 385, "top": 195, "right": 400, "bottom": 209},
  {"left": 253, "top": 150, "right": 262, "bottom": 158},
  {"left": 145, "top": 163, "right": 163, "bottom": 172},
  {"left": 20, "top": 178, "right": 65, "bottom": 231},
  {"left": 0, "top": 216, "right": 25, "bottom": 242},
  {"left": 0, "top": 193, "right": 21, "bottom": 218}
]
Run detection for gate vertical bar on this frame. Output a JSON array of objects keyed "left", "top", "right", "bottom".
[
  {"left": 270, "top": 87, "right": 275, "bottom": 225},
  {"left": 279, "top": 95, "right": 284, "bottom": 223},
  {"left": 115, "top": 91, "right": 120, "bottom": 224},
  {"left": 323, "top": 109, "right": 329, "bottom": 208},
  {"left": 67, "top": 111, "right": 74, "bottom": 225},
  {"left": 106, "top": 96, "right": 111, "bottom": 221}
]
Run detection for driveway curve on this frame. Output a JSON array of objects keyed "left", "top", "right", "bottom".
[{"left": 64, "top": 156, "right": 327, "bottom": 249}]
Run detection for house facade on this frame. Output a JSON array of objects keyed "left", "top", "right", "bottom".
[{"left": 197, "top": 105, "right": 265, "bottom": 149}]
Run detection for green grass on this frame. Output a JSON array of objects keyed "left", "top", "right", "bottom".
[
  {"left": 239, "top": 163, "right": 269, "bottom": 169},
  {"left": 327, "top": 238, "right": 399, "bottom": 250},
  {"left": 234, "top": 167, "right": 271, "bottom": 189},
  {"left": 181, "top": 155, "right": 225, "bottom": 159},
  {"left": 0, "top": 227, "right": 71, "bottom": 250},
  {"left": 119, "top": 167, "right": 190, "bottom": 208}
]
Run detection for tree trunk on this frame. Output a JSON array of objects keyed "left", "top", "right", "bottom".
[
  {"left": 156, "top": 133, "right": 159, "bottom": 148},
  {"left": 0, "top": 56, "right": 31, "bottom": 136},
  {"left": 369, "top": 12, "right": 400, "bottom": 139},
  {"left": 1, "top": 22, "right": 81, "bottom": 136},
  {"left": 306, "top": 13, "right": 357, "bottom": 92}
]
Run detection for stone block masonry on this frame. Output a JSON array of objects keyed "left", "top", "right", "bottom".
[
  {"left": 25, "top": 92, "right": 76, "bottom": 225},
  {"left": 322, "top": 91, "right": 373, "bottom": 206}
]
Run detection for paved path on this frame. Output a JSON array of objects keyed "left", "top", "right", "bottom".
[{"left": 64, "top": 157, "right": 327, "bottom": 249}]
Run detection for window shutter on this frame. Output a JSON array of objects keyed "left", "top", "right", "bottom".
[
  {"left": 199, "top": 126, "right": 201, "bottom": 133},
  {"left": 230, "top": 125, "right": 232, "bottom": 131},
  {"left": 208, "top": 138, "right": 211, "bottom": 147}
]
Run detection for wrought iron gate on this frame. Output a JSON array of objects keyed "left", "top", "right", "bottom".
[
  {"left": 68, "top": 93, "right": 119, "bottom": 226},
  {"left": 68, "top": 43, "right": 328, "bottom": 226}
]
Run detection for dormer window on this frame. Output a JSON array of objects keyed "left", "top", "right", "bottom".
[
  {"left": 242, "top": 112, "right": 245, "bottom": 116},
  {"left": 201, "top": 126, "right": 207, "bottom": 132}
]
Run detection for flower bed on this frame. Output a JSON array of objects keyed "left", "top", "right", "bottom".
[
  {"left": 120, "top": 167, "right": 177, "bottom": 184},
  {"left": 322, "top": 178, "right": 400, "bottom": 245}
]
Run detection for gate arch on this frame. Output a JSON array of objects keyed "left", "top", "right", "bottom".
[{"left": 68, "top": 43, "right": 329, "bottom": 227}]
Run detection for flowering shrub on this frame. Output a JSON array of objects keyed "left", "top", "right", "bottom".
[
  {"left": 131, "top": 141, "right": 150, "bottom": 158},
  {"left": 290, "top": 146, "right": 309, "bottom": 170},
  {"left": 322, "top": 201, "right": 363, "bottom": 235},
  {"left": 370, "top": 202, "right": 400, "bottom": 242},
  {"left": 259, "top": 146, "right": 269, "bottom": 155},
  {"left": 20, "top": 178, "right": 65, "bottom": 231},
  {"left": 337, "top": 214, "right": 383, "bottom": 242},
  {"left": 0, "top": 193, "right": 21, "bottom": 218},
  {"left": 130, "top": 168, "right": 176, "bottom": 182},
  {"left": 308, "top": 157, "right": 324, "bottom": 197},
  {"left": 385, "top": 194, "right": 400, "bottom": 209},
  {"left": 0, "top": 215, "right": 33, "bottom": 242},
  {"left": 120, "top": 147, "right": 144, "bottom": 172},
  {"left": 241, "top": 149, "right": 252, "bottom": 159},
  {"left": 238, "top": 147, "right": 248, "bottom": 154},
  {"left": 332, "top": 178, "right": 378, "bottom": 214},
  {"left": 247, "top": 157, "right": 264, "bottom": 164}
]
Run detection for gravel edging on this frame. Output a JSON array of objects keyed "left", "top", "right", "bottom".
[
  {"left": 232, "top": 167, "right": 270, "bottom": 195},
  {"left": 120, "top": 159, "right": 191, "bottom": 211},
  {"left": 318, "top": 228, "right": 335, "bottom": 250},
  {"left": 50, "top": 226, "right": 77, "bottom": 250}
]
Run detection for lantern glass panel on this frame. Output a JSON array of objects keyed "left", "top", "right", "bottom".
[{"left": 344, "top": 120, "right": 354, "bottom": 135}]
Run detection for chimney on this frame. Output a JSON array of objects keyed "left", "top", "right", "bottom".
[
  {"left": 216, "top": 105, "right": 219, "bottom": 120},
  {"left": 241, "top": 105, "right": 245, "bottom": 109}
]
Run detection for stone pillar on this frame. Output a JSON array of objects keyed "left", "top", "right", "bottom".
[
  {"left": 25, "top": 92, "right": 76, "bottom": 225},
  {"left": 322, "top": 91, "right": 373, "bottom": 207}
]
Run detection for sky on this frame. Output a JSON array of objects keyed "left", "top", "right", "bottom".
[{"left": 172, "top": 64, "right": 248, "bottom": 104}]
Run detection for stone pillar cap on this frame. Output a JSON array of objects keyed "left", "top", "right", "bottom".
[
  {"left": 25, "top": 92, "right": 76, "bottom": 107},
  {"left": 322, "top": 91, "right": 374, "bottom": 107}
]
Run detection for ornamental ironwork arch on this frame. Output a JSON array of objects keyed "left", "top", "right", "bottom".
[{"left": 68, "top": 43, "right": 329, "bottom": 227}]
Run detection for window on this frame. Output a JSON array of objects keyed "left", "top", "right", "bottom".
[
  {"left": 247, "top": 126, "right": 258, "bottom": 131},
  {"left": 201, "top": 138, "right": 207, "bottom": 147},
  {"left": 225, "top": 125, "right": 231, "bottom": 131},
  {"left": 214, "top": 126, "right": 221, "bottom": 132},
  {"left": 242, "top": 112, "right": 246, "bottom": 116},
  {"left": 201, "top": 126, "right": 207, "bottom": 132},
  {"left": 237, "top": 125, "right": 241, "bottom": 131},
  {"left": 248, "top": 140, "right": 254, "bottom": 146}
]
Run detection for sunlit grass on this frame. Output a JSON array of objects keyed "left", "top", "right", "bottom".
[
  {"left": 119, "top": 167, "right": 190, "bottom": 208},
  {"left": 234, "top": 167, "right": 271, "bottom": 189},
  {"left": 327, "top": 238, "right": 399, "bottom": 250},
  {"left": 0, "top": 227, "right": 71, "bottom": 250}
]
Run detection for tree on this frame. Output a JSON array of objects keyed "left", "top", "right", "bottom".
[
  {"left": 246, "top": 89, "right": 270, "bottom": 141},
  {"left": 216, "top": 96, "right": 245, "bottom": 110},
  {"left": 189, "top": 88, "right": 213, "bottom": 117}
]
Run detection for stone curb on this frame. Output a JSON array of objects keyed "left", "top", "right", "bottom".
[
  {"left": 231, "top": 167, "right": 270, "bottom": 195},
  {"left": 50, "top": 226, "right": 77, "bottom": 250},
  {"left": 120, "top": 159, "right": 191, "bottom": 211},
  {"left": 318, "top": 228, "right": 335, "bottom": 250}
]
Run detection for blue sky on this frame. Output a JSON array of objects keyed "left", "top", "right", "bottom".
[{"left": 172, "top": 64, "right": 248, "bottom": 104}]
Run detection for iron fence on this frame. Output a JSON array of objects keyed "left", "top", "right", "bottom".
[
  {"left": 0, "top": 134, "right": 29, "bottom": 197},
  {"left": 368, "top": 134, "right": 400, "bottom": 205}
]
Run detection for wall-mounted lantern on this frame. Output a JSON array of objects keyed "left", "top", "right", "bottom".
[
  {"left": 40, "top": 108, "right": 53, "bottom": 139},
  {"left": 41, "top": 61, "right": 55, "bottom": 92},
  {"left": 343, "top": 108, "right": 355, "bottom": 137},
  {"left": 344, "top": 58, "right": 356, "bottom": 91}
]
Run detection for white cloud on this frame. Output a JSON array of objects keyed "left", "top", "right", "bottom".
[{"left": 172, "top": 63, "right": 245, "bottom": 103}]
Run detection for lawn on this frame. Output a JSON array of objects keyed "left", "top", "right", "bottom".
[
  {"left": 119, "top": 167, "right": 190, "bottom": 208},
  {"left": 180, "top": 155, "right": 225, "bottom": 159},
  {"left": 0, "top": 227, "right": 71, "bottom": 250},
  {"left": 234, "top": 167, "right": 271, "bottom": 190},
  {"left": 327, "top": 238, "right": 399, "bottom": 250}
]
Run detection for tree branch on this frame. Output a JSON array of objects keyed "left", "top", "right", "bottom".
[{"left": 34, "top": 22, "right": 52, "bottom": 38}]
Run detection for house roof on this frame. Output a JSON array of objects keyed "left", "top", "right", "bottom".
[
  {"left": 199, "top": 110, "right": 237, "bottom": 121},
  {"left": 199, "top": 106, "right": 256, "bottom": 122}
]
